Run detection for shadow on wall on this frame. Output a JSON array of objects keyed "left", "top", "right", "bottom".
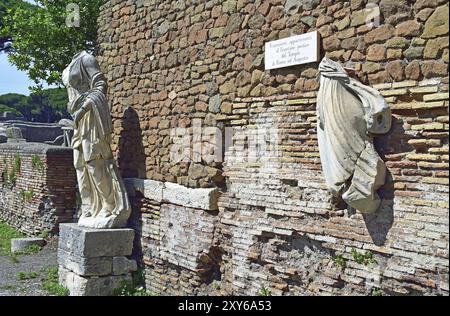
[
  {"left": 118, "top": 107, "right": 146, "bottom": 179},
  {"left": 362, "top": 185, "right": 394, "bottom": 247},
  {"left": 117, "top": 107, "right": 146, "bottom": 265},
  {"left": 127, "top": 191, "right": 145, "bottom": 266},
  {"left": 363, "top": 116, "right": 413, "bottom": 246}
]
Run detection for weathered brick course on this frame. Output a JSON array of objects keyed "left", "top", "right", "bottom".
[{"left": 0, "top": 143, "right": 77, "bottom": 235}]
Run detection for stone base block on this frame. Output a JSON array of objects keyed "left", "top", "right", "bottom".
[
  {"left": 58, "top": 249, "right": 138, "bottom": 277},
  {"left": 11, "top": 238, "right": 46, "bottom": 253},
  {"left": 59, "top": 267, "right": 132, "bottom": 296},
  {"left": 59, "top": 223, "right": 134, "bottom": 257},
  {"left": 58, "top": 248, "right": 113, "bottom": 276},
  {"left": 58, "top": 223, "right": 136, "bottom": 296}
]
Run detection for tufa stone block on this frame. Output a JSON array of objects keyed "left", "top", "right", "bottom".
[
  {"left": 124, "top": 178, "right": 221, "bottom": 211},
  {"left": 57, "top": 248, "right": 113, "bottom": 276},
  {"left": 58, "top": 223, "right": 134, "bottom": 258},
  {"left": 163, "top": 182, "right": 220, "bottom": 211},
  {"left": 59, "top": 267, "right": 132, "bottom": 296},
  {"left": 11, "top": 238, "right": 46, "bottom": 253},
  {"left": 113, "top": 257, "right": 138, "bottom": 276}
]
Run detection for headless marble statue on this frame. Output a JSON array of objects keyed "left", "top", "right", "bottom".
[
  {"left": 316, "top": 57, "right": 392, "bottom": 213},
  {"left": 62, "top": 51, "right": 131, "bottom": 229}
]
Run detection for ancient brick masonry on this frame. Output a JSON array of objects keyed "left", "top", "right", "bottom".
[
  {"left": 97, "top": 0, "right": 449, "bottom": 295},
  {"left": 0, "top": 143, "right": 77, "bottom": 235},
  {"left": 218, "top": 80, "right": 449, "bottom": 295}
]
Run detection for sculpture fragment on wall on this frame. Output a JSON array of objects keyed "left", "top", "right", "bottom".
[
  {"left": 62, "top": 51, "right": 131, "bottom": 229},
  {"left": 316, "top": 57, "right": 392, "bottom": 213}
]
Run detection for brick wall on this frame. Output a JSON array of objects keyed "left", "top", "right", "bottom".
[
  {"left": 98, "top": 0, "right": 449, "bottom": 295},
  {"left": 0, "top": 143, "right": 77, "bottom": 236}
]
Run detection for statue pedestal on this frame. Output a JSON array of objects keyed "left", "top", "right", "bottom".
[{"left": 58, "top": 223, "right": 137, "bottom": 296}]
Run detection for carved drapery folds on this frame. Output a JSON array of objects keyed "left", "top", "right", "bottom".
[
  {"left": 316, "top": 57, "right": 392, "bottom": 213},
  {"left": 63, "top": 51, "right": 131, "bottom": 229}
]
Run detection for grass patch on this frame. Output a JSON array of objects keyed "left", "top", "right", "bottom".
[
  {"left": 31, "top": 155, "right": 45, "bottom": 173},
  {"left": 14, "top": 154, "right": 22, "bottom": 174},
  {"left": 113, "top": 268, "right": 154, "bottom": 296},
  {"left": 113, "top": 282, "right": 153, "bottom": 296},
  {"left": 351, "top": 248, "right": 378, "bottom": 266},
  {"left": 19, "top": 188, "right": 35, "bottom": 202},
  {"left": 38, "top": 230, "right": 49, "bottom": 239},
  {"left": 0, "top": 284, "right": 18, "bottom": 291},
  {"left": 41, "top": 267, "right": 69, "bottom": 296},
  {"left": 14, "top": 244, "right": 42, "bottom": 255},
  {"left": 332, "top": 254, "right": 347, "bottom": 270},
  {"left": 10, "top": 253, "right": 19, "bottom": 264},
  {"left": 258, "top": 285, "right": 272, "bottom": 296},
  {"left": 0, "top": 222, "right": 24, "bottom": 256},
  {"left": 18, "top": 271, "right": 39, "bottom": 281},
  {"left": 371, "top": 288, "right": 383, "bottom": 296}
]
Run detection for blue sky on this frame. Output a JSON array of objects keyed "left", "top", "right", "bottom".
[
  {"left": 0, "top": 0, "right": 51, "bottom": 96},
  {"left": 0, "top": 53, "right": 38, "bottom": 96}
]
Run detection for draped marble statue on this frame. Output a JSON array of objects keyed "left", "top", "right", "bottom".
[
  {"left": 62, "top": 51, "right": 131, "bottom": 229},
  {"left": 316, "top": 57, "right": 392, "bottom": 213}
]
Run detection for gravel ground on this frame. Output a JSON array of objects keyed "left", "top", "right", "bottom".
[{"left": 0, "top": 239, "right": 58, "bottom": 296}]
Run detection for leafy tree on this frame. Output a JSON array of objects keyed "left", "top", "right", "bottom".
[
  {"left": 0, "top": 93, "right": 30, "bottom": 118},
  {"left": 0, "top": 104, "right": 23, "bottom": 117},
  {"left": 0, "top": 88, "right": 69, "bottom": 122},
  {"left": 0, "top": 0, "right": 101, "bottom": 86},
  {"left": 27, "top": 88, "right": 70, "bottom": 122},
  {"left": 0, "top": 0, "right": 12, "bottom": 52},
  {"left": 42, "top": 87, "right": 70, "bottom": 119},
  {"left": 0, "top": 93, "right": 27, "bottom": 114},
  {"left": 0, "top": 0, "right": 36, "bottom": 53},
  {"left": 1, "top": 0, "right": 19, "bottom": 52}
]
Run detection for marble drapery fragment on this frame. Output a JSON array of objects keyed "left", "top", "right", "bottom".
[
  {"left": 316, "top": 57, "right": 392, "bottom": 213},
  {"left": 62, "top": 51, "right": 131, "bottom": 228}
]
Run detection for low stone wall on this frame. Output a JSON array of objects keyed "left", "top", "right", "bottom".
[
  {"left": 0, "top": 121, "right": 64, "bottom": 144},
  {"left": 0, "top": 143, "right": 77, "bottom": 236}
]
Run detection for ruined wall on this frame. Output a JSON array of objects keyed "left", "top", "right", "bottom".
[
  {"left": 0, "top": 143, "right": 77, "bottom": 236},
  {"left": 98, "top": 0, "right": 449, "bottom": 296}
]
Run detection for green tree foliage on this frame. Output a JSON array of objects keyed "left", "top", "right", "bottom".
[
  {"left": 0, "top": 88, "right": 69, "bottom": 122},
  {"left": 0, "top": 93, "right": 30, "bottom": 118},
  {"left": 0, "top": 0, "right": 32, "bottom": 53},
  {"left": 0, "top": 104, "right": 23, "bottom": 117},
  {"left": 0, "top": 0, "right": 12, "bottom": 52},
  {"left": 0, "top": 0, "right": 101, "bottom": 86},
  {"left": 41, "top": 87, "right": 69, "bottom": 119}
]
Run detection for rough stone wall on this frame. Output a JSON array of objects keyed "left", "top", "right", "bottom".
[
  {"left": 0, "top": 143, "right": 77, "bottom": 236},
  {"left": 98, "top": 0, "right": 449, "bottom": 296}
]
